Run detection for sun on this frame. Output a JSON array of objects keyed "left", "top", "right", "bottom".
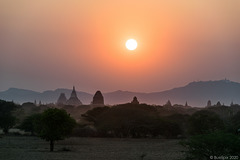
[{"left": 125, "top": 39, "right": 137, "bottom": 50}]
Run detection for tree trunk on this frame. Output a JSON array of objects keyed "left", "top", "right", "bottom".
[{"left": 50, "top": 140, "right": 54, "bottom": 152}]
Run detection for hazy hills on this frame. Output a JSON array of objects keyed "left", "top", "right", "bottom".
[{"left": 0, "top": 80, "right": 239, "bottom": 107}]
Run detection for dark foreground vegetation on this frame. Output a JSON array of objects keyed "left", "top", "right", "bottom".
[
  {"left": 1, "top": 99, "right": 240, "bottom": 159},
  {"left": 180, "top": 132, "right": 240, "bottom": 160}
]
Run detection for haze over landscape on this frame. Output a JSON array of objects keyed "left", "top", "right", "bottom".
[
  {"left": 1, "top": 0, "right": 240, "bottom": 93},
  {"left": 1, "top": 1, "right": 240, "bottom": 159},
  {"left": 0, "top": 79, "right": 239, "bottom": 107}
]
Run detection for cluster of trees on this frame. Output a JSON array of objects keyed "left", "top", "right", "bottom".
[
  {"left": 81, "top": 104, "right": 179, "bottom": 138},
  {"left": 0, "top": 100, "right": 76, "bottom": 152},
  {"left": 180, "top": 110, "right": 240, "bottom": 159},
  {"left": 19, "top": 108, "right": 76, "bottom": 151},
  {"left": 70, "top": 103, "right": 240, "bottom": 138},
  {"left": 78, "top": 104, "right": 228, "bottom": 138},
  {"left": 79, "top": 103, "right": 240, "bottom": 159},
  {"left": 81, "top": 104, "right": 186, "bottom": 138},
  {"left": 79, "top": 104, "right": 235, "bottom": 138},
  {"left": 1, "top": 99, "right": 240, "bottom": 156}
]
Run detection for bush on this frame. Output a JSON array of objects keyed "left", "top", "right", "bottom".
[
  {"left": 18, "top": 113, "right": 42, "bottom": 135},
  {"left": 180, "top": 132, "right": 240, "bottom": 160},
  {"left": 71, "top": 124, "right": 97, "bottom": 137}
]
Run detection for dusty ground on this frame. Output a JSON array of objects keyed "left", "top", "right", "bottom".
[{"left": 0, "top": 136, "right": 184, "bottom": 160}]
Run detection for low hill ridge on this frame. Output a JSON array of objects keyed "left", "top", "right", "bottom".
[{"left": 0, "top": 80, "right": 239, "bottom": 107}]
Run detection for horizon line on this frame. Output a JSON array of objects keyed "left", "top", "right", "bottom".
[{"left": 1, "top": 78, "right": 239, "bottom": 94}]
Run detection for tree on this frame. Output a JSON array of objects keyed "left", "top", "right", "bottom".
[
  {"left": 0, "top": 116, "right": 16, "bottom": 134},
  {"left": 82, "top": 106, "right": 110, "bottom": 124},
  {"left": 19, "top": 113, "right": 42, "bottom": 135},
  {"left": 188, "top": 110, "right": 224, "bottom": 135},
  {"left": 231, "top": 111, "right": 240, "bottom": 133},
  {"left": 36, "top": 108, "right": 76, "bottom": 151},
  {"left": 0, "top": 100, "right": 18, "bottom": 134},
  {"left": 164, "top": 114, "right": 190, "bottom": 137},
  {"left": 180, "top": 132, "right": 240, "bottom": 160},
  {"left": 95, "top": 103, "right": 158, "bottom": 138},
  {"left": 82, "top": 104, "right": 185, "bottom": 138}
]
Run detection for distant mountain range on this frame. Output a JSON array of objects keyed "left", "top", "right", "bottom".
[{"left": 0, "top": 80, "right": 240, "bottom": 107}]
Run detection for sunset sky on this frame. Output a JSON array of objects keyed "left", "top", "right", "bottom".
[{"left": 1, "top": 0, "right": 240, "bottom": 93}]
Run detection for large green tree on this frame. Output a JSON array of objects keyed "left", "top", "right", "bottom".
[
  {"left": 0, "top": 100, "right": 18, "bottom": 134},
  {"left": 36, "top": 108, "right": 76, "bottom": 151}
]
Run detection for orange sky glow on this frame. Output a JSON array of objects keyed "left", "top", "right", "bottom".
[{"left": 1, "top": 0, "right": 240, "bottom": 93}]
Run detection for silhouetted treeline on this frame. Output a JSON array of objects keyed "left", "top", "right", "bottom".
[
  {"left": 80, "top": 104, "right": 182, "bottom": 138},
  {"left": 1, "top": 99, "right": 240, "bottom": 139},
  {"left": 71, "top": 103, "right": 240, "bottom": 138}
]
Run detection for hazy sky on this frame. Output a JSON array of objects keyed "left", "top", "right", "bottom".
[{"left": 1, "top": 0, "right": 240, "bottom": 93}]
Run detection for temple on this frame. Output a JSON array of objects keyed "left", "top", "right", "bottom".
[
  {"left": 56, "top": 86, "right": 82, "bottom": 106},
  {"left": 66, "top": 86, "right": 82, "bottom": 106},
  {"left": 131, "top": 96, "right": 139, "bottom": 104},
  {"left": 92, "top": 90, "right": 104, "bottom": 106},
  {"left": 56, "top": 93, "right": 67, "bottom": 106}
]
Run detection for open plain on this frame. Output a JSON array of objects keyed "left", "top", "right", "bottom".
[{"left": 0, "top": 136, "right": 184, "bottom": 160}]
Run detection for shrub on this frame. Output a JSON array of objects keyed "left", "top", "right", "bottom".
[{"left": 180, "top": 132, "right": 240, "bottom": 160}]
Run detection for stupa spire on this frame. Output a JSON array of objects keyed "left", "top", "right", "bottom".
[
  {"left": 71, "top": 86, "right": 77, "bottom": 98},
  {"left": 66, "top": 86, "right": 82, "bottom": 106}
]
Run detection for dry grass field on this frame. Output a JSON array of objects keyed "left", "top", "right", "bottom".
[{"left": 0, "top": 136, "right": 184, "bottom": 160}]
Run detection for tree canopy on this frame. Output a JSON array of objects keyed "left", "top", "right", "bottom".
[
  {"left": 188, "top": 110, "right": 224, "bottom": 135},
  {"left": 180, "top": 132, "right": 240, "bottom": 160},
  {"left": 0, "top": 100, "right": 18, "bottom": 133},
  {"left": 18, "top": 113, "right": 42, "bottom": 135},
  {"left": 36, "top": 108, "right": 76, "bottom": 151},
  {"left": 82, "top": 103, "right": 182, "bottom": 138}
]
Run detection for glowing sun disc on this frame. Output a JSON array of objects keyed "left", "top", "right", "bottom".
[{"left": 126, "top": 39, "right": 137, "bottom": 50}]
